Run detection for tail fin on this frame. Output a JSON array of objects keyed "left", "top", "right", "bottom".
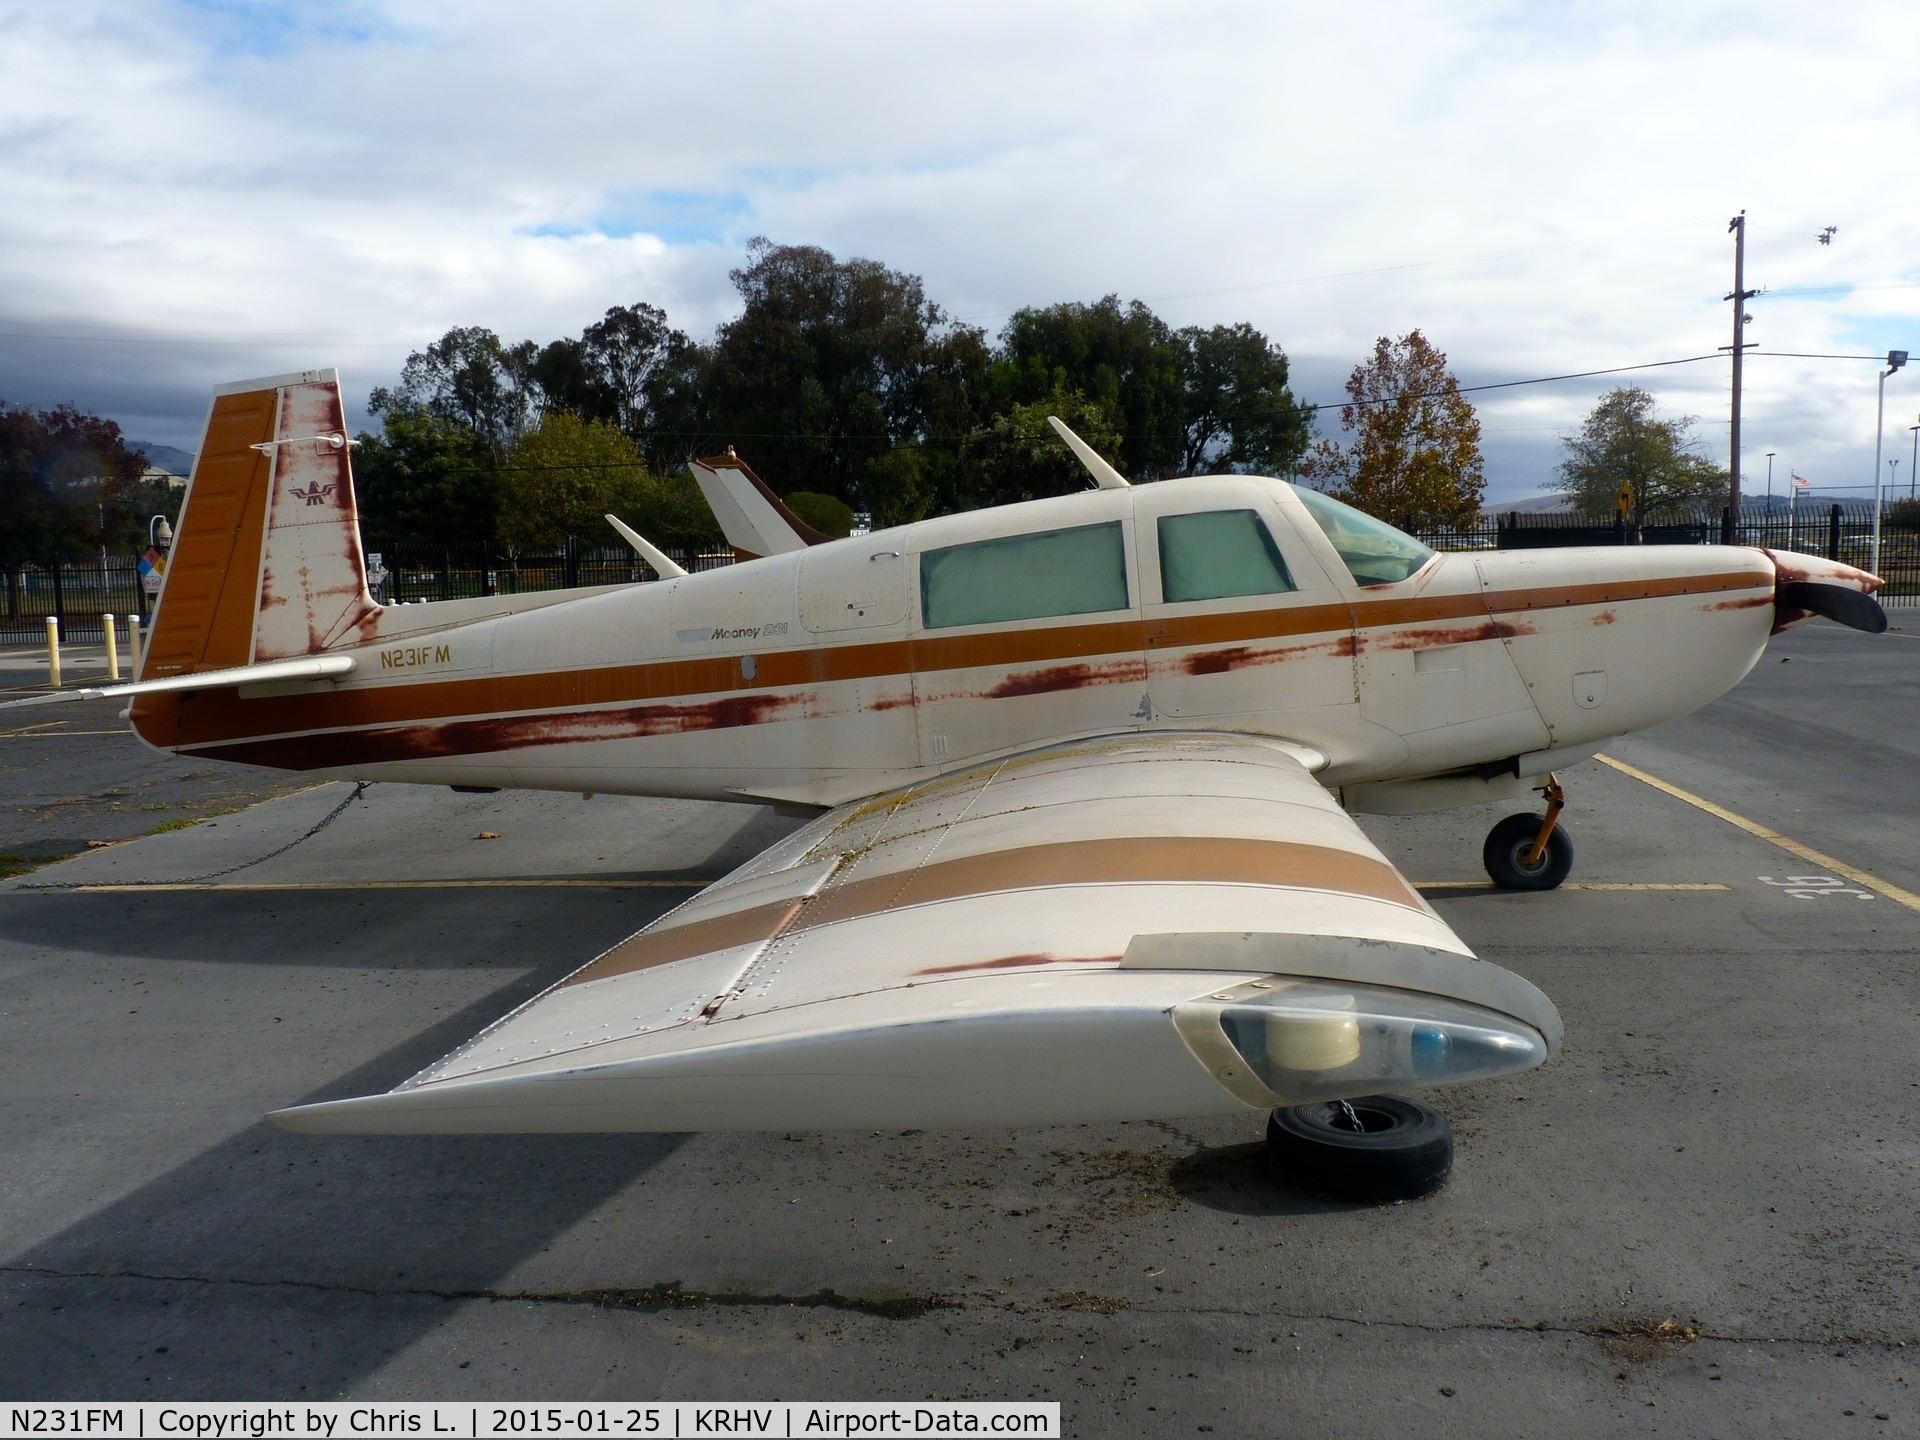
[
  {"left": 143, "top": 369, "right": 379, "bottom": 679},
  {"left": 689, "top": 450, "right": 831, "bottom": 561}
]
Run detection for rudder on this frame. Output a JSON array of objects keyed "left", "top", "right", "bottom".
[{"left": 143, "top": 369, "right": 378, "bottom": 679}]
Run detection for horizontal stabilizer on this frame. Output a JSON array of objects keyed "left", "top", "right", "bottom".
[
  {"left": 689, "top": 452, "right": 830, "bottom": 560},
  {"left": 2, "top": 653, "right": 355, "bottom": 710}
]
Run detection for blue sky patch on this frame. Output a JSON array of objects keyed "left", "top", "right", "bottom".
[
  {"left": 525, "top": 189, "right": 755, "bottom": 246},
  {"left": 174, "top": 0, "right": 391, "bottom": 57}
]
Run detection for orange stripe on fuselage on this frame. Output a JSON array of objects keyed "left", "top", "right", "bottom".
[{"left": 149, "top": 567, "right": 1773, "bottom": 770}]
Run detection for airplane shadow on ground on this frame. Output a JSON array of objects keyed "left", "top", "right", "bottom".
[
  {"left": 1167, "top": 1143, "right": 1369, "bottom": 1217},
  {"left": 0, "top": 959, "right": 687, "bottom": 1399}
]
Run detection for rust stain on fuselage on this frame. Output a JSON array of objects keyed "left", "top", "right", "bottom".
[
  {"left": 983, "top": 658, "right": 1149, "bottom": 699},
  {"left": 1181, "top": 633, "right": 1356, "bottom": 676},
  {"left": 1368, "top": 621, "right": 1506, "bottom": 651},
  {"left": 188, "top": 690, "right": 816, "bottom": 770},
  {"left": 1707, "top": 594, "right": 1774, "bottom": 612}
]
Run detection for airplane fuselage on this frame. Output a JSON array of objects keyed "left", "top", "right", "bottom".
[{"left": 129, "top": 475, "right": 1785, "bottom": 814}]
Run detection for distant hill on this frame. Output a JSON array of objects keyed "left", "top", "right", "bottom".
[
  {"left": 1484, "top": 494, "right": 1573, "bottom": 516},
  {"left": 130, "top": 441, "right": 195, "bottom": 476}
]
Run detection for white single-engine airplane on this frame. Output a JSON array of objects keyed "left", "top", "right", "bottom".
[{"left": 16, "top": 370, "right": 1887, "bottom": 1197}]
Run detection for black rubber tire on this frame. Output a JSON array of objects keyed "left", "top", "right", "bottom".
[
  {"left": 1483, "top": 812, "right": 1574, "bottom": 890},
  {"left": 1267, "top": 1094, "right": 1453, "bottom": 1203}
]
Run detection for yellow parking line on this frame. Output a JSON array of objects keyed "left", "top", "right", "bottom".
[
  {"left": 1, "top": 730, "right": 127, "bottom": 738},
  {"left": 1415, "top": 881, "right": 1728, "bottom": 891},
  {"left": 53, "top": 879, "right": 708, "bottom": 893},
  {"left": 1596, "top": 753, "right": 1920, "bottom": 914}
]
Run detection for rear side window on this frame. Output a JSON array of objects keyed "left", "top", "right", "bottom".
[
  {"left": 1157, "top": 509, "right": 1296, "bottom": 603},
  {"left": 921, "top": 522, "right": 1130, "bottom": 628}
]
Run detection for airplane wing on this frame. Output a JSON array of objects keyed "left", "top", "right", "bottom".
[{"left": 270, "top": 732, "right": 1558, "bottom": 1135}]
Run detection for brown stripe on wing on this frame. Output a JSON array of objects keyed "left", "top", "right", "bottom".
[
  {"left": 561, "top": 897, "right": 806, "bottom": 988},
  {"left": 561, "top": 835, "right": 1422, "bottom": 991}
]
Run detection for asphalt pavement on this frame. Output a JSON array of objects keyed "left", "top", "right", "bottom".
[{"left": 1, "top": 620, "right": 1915, "bottom": 1436}]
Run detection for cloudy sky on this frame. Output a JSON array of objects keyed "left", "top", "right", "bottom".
[{"left": 3, "top": 0, "right": 1917, "bottom": 501}]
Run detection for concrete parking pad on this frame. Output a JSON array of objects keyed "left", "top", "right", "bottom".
[{"left": 1, "top": 621, "right": 1915, "bottom": 1434}]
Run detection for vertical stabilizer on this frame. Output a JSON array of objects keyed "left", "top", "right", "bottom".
[
  {"left": 689, "top": 451, "right": 831, "bottom": 561},
  {"left": 142, "top": 369, "right": 378, "bottom": 680}
]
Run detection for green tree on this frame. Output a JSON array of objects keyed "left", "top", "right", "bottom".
[
  {"left": 990, "top": 300, "right": 1310, "bottom": 481},
  {"left": 1551, "top": 386, "right": 1729, "bottom": 520},
  {"left": 354, "top": 401, "right": 495, "bottom": 545},
  {"left": 496, "top": 411, "right": 719, "bottom": 552},
  {"left": 703, "top": 239, "right": 986, "bottom": 512},
  {"left": 861, "top": 447, "right": 934, "bottom": 529},
  {"left": 783, "top": 491, "right": 854, "bottom": 537},
  {"left": 533, "top": 303, "right": 706, "bottom": 471},
  {"left": 994, "top": 296, "right": 1183, "bottom": 478},
  {"left": 0, "top": 399, "right": 146, "bottom": 561},
  {"left": 946, "top": 390, "right": 1123, "bottom": 512},
  {"left": 1298, "top": 330, "right": 1484, "bottom": 530},
  {"left": 372, "top": 326, "right": 541, "bottom": 458},
  {"left": 497, "top": 412, "right": 651, "bottom": 548},
  {"left": 1173, "top": 322, "right": 1313, "bottom": 477}
]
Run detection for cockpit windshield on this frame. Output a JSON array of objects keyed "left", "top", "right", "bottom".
[{"left": 1290, "top": 487, "right": 1436, "bottom": 587}]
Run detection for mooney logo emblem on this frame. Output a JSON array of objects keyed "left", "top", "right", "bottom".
[{"left": 290, "top": 481, "right": 337, "bottom": 507}]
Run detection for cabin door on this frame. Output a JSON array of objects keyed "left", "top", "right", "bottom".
[{"left": 1134, "top": 483, "right": 1358, "bottom": 724}]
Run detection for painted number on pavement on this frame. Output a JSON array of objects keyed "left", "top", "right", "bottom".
[{"left": 1759, "top": 875, "right": 1874, "bottom": 900}]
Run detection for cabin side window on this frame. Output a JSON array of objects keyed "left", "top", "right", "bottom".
[
  {"left": 1156, "top": 509, "right": 1296, "bottom": 603},
  {"left": 920, "top": 521, "right": 1130, "bottom": 628}
]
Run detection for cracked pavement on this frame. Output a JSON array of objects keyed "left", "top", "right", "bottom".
[{"left": 1, "top": 621, "right": 1917, "bottom": 1435}]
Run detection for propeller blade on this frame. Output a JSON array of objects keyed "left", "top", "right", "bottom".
[{"left": 1777, "top": 581, "right": 1888, "bottom": 634}]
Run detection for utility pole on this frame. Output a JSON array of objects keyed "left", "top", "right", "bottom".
[
  {"left": 1871, "top": 350, "right": 1908, "bottom": 576},
  {"left": 1910, "top": 420, "right": 1918, "bottom": 501},
  {"left": 1724, "top": 212, "right": 1758, "bottom": 543},
  {"left": 1765, "top": 451, "right": 1775, "bottom": 513}
]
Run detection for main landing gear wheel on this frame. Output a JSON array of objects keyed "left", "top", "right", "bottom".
[
  {"left": 1483, "top": 771, "right": 1573, "bottom": 890},
  {"left": 1484, "top": 813, "right": 1574, "bottom": 889},
  {"left": 1266, "top": 1095, "right": 1453, "bottom": 1203}
]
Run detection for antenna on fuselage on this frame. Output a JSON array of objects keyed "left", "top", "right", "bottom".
[
  {"left": 604, "top": 514, "right": 688, "bottom": 579},
  {"left": 1047, "top": 416, "right": 1130, "bottom": 490}
]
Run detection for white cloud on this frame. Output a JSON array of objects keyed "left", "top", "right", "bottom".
[{"left": 1, "top": 0, "right": 1916, "bottom": 498}]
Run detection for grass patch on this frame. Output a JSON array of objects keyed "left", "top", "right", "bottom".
[
  {"left": 0, "top": 854, "right": 47, "bottom": 879},
  {"left": 146, "top": 805, "right": 243, "bottom": 836}
]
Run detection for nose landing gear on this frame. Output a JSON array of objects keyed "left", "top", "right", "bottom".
[{"left": 1483, "top": 773, "right": 1573, "bottom": 890}]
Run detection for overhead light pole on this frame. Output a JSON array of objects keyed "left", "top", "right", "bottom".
[
  {"left": 1910, "top": 421, "right": 1918, "bottom": 501},
  {"left": 1872, "top": 350, "right": 1909, "bottom": 576}
]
